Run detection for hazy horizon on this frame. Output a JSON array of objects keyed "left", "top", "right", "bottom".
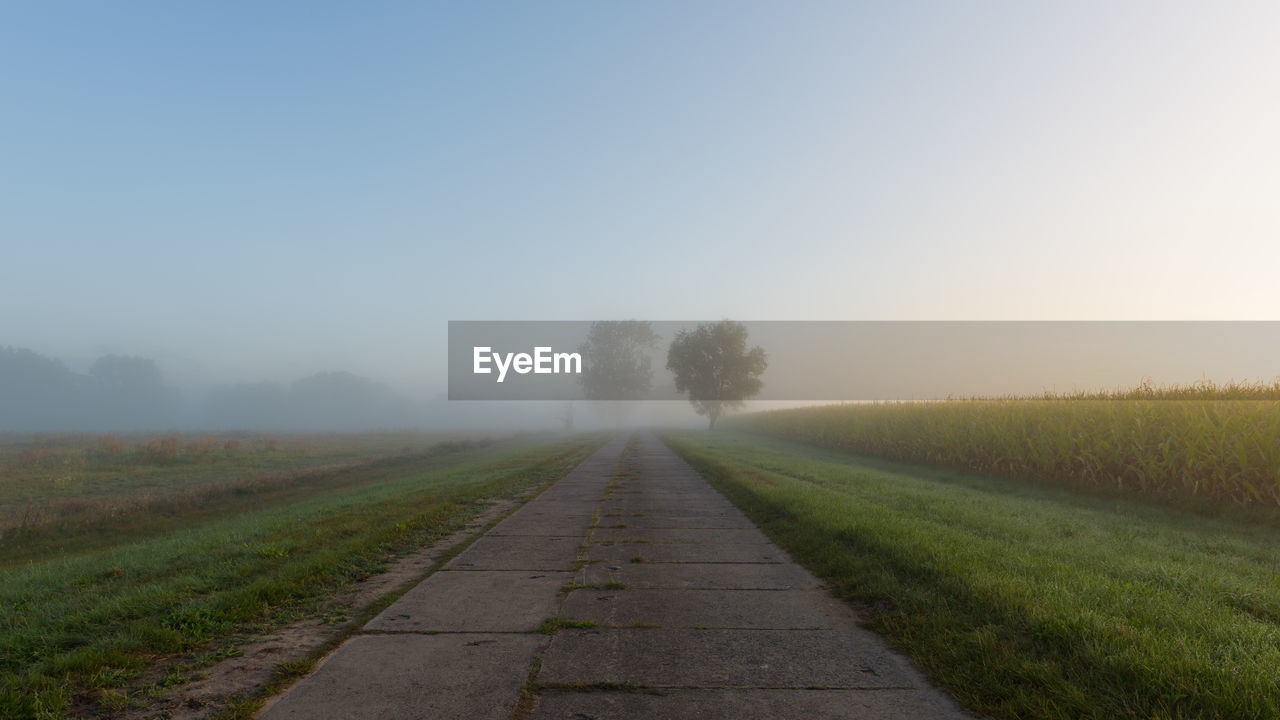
[{"left": 6, "top": 319, "right": 1280, "bottom": 432}]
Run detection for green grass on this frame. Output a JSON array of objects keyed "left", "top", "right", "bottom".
[
  {"left": 0, "top": 432, "right": 608, "bottom": 719},
  {"left": 536, "top": 616, "right": 600, "bottom": 634},
  {"left": 661, "top": 430, "right": 1280, "bottom": 720}
]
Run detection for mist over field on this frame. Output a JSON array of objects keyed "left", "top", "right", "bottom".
[
  {"left": 0, "top": 344, "right": 709, "bottom": 431},
  {"left": 6, "top": 321, "right": 1280, "bottom": 432}
]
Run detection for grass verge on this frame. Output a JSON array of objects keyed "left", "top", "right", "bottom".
[
  {"left": 661, "top": 429, "right": 1280, "bottom": 720},
  {"left": 1, "top": 433, "right": 608, "bottom": 719}
]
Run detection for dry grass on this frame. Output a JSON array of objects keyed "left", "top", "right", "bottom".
[
  {"left": 732, "top": 382, "right": 1280, "bottom": 506},
  {"left": 0, "top": 432, "right": 491, "bottom": 542}
]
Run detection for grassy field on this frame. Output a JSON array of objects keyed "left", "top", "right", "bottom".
[
  {"left": 0, "top": 431, "right": 607, "bottom": 719},
  {"left": 0, "top": 431, "right": 488, "bottom": 551},
  {"left": 731, "top": 391, "right": 1280, "bottom": 506},
  {"left": 662, "top": 430, "right": 1280, "bottom": 720}
]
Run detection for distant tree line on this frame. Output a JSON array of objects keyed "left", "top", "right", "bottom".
[
  {"left": 3, "top": 320, "right": 770, "bottom": 432},
  {"left": 0, "top": 346, "right": 418, "bottom": 432},
  {"left": 203, "top": 372, "right": 417, "bottom": 430},
  {"left": 0, "top": 347, "right": 177, "bottom": 432}
]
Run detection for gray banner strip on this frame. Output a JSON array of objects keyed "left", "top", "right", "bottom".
[{"left": 448, "top": 321, "right": 1280, "bottom": 401}]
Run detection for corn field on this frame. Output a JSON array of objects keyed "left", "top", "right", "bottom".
[{"left": 732, "top": 393, "right": 1280, "bottom": 506}]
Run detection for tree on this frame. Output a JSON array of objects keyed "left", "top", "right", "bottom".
[
  {"left": 0, "top": 347, "right": 83, "bottom": 431},
  {"left": 288, "top": 371, "right": 407, "bottom": 430},
  {"left": 89, "top": 354, "right": 164, "bottom": 391},
  {"left": 666, "top": 320, "right": 767, "bottom": 429},
  {"left": 88, "top": 354, "right": 175, "bottom": 430},
  {"left": 577, "top": 321, "right": 661, "bottom": 401}
]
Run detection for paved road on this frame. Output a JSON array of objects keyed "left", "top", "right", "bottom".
[{"left": 259, "top": 433, "right": 970, "bottom": 719}]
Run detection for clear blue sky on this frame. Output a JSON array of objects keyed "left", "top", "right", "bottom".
[{"left": 2, "top": 2, "right": 1277, "bottom": 391}]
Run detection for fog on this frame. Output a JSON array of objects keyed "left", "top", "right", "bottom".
[
  {"left": 4, "top": 322, "right": 1279, "bottom": 433},
  {"left": 0, "top": 344, "right": 713, "bottom": 432}
]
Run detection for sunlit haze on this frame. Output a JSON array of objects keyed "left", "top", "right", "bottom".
[{"left": 2, "top": 1, "right": 1277, "bottom": 401}]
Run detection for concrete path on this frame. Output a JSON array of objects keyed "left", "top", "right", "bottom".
[{"left": 258, "top": 433, "right": 970, "bottom": 719}]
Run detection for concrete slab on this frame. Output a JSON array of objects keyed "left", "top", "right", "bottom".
[
  {"left": 535, "top": 488, "right": 608, "bottom": 501},
  {"left": 531, "top": 688, "right": 972, "bottom": 719},
  {"left": 540, "top": 488, "right": 599, "bottom": 495},
  {"left": 503, "top": 502, "right": 600, "bottom": 519},
  {"left": 607, "top": 488, "right": 723, "bottom": 497},
  {"left": 585, "top": 541, "right": 786, "bottom": 564},
  {"left": 612, "top": 482, "right": 709, "bottom": 491},
  {"left": 601, "top": 500, "right": 740, "bottom": 513},
  {"left": 488, "top": 513, "right": 595, "bottom": 537},
  {"left": 590, "top": 527, "right": 771, "bottom": 544},
  {"left": 605, "top": 505, "right": 744, "bottom": 516},
  {"left": 599, "top": 509, "right": 747, "bottom": 527},
  {"left": 537, "top": 629, "right": 917, "bottom": 689},
  {"left": 447, "top": 535, "right": 583, "bottom": 571},
  {"left": 560, "top": 589, "right": 856, "bottom": 629},
  {"left": 580, "top": 562, "right": 822, "bottom": 590},
  {"left": 603, "top": 487, "right": 725, "bottom": 496},
  {"left": 501, "top": 504, "right": 597, "bottom": 519},
  {"left": 366, "top": 571, "right": 569, "bottom": 632},
  {"left": 259, "top": 633, "right": 543, "bottom": 720},
  {"left": 609, "top": 514, "right": 759, "bottom": 529}
]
